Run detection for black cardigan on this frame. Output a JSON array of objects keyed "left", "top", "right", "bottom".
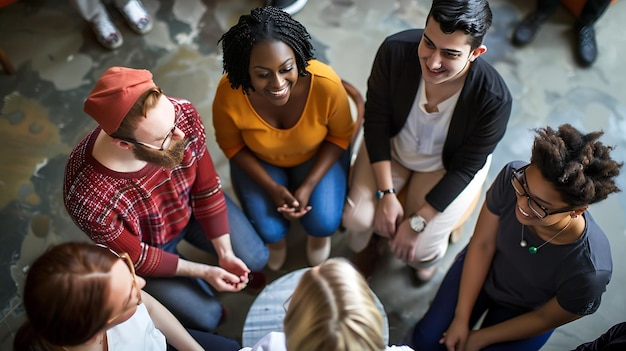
[{"left": 364, "top": 29, "right": 512, "bottom": 212}]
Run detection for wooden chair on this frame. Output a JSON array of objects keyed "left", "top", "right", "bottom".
[
  {"left": 341, "top": 79, "right": 365, "bottom": 166},
  {"left": 0, "top": 0, "right": 18, "bottom": 74},
  {"left": 0, "top": 48, "right": 15, "bottom": 75}
]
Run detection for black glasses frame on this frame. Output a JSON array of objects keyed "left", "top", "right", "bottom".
[{"left": 510, "top": 164, "right": 574, "bottom": 220}]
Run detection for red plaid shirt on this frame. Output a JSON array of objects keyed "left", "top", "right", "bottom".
[{"left": 64, "top": 97, "right": 228, "bottom": 276}]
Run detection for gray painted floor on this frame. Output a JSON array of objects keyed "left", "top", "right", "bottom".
[{"left": 1, "top": 0, "right": 625, "bottom": 349}]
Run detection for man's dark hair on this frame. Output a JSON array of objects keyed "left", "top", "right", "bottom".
[
  {"left": 427, "top": 0, "right": 493, "bottom": 50},
  {"left": 218, "top": 6, "right": 314, "bottom": 94}
]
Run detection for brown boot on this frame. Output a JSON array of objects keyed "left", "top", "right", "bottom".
[{"left": 350, "top": 234, "right": 382, "bottom": 279}]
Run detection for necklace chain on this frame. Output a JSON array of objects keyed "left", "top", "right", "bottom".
[{"left": 520, "top": 217, "right": 573, "bottom": 254}]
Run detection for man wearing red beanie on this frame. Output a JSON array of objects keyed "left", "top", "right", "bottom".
[{"left": 63, "top": 66, "right": 269, "bottom": 332}]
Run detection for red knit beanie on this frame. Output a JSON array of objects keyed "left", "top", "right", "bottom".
[{"left": 84, "top": 67, "right": 155, "bottom": 135}]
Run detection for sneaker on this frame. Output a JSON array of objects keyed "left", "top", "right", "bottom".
[
  {"left": 267, "top": 238, "right": 287, "bottom": 271},
  {"left": 267, "top": 0, "right": 308, "bottom": 16},
  {"left": 90, "top": 12, "right": 123, "bottom": 50},
  {"left": 512, "top": 10, "right": 552, "bottom": 46},
  {"left": 576, "top": 24, "right": 597, "bottom": 67},
  {"left": 116, "top": 0, "right": 153, "bottom": 35},
  {"left": 306, "top": 236, "right": 331, "bottom": 266}
]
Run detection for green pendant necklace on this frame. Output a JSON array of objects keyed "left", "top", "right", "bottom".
[{"left": 520, "top": 217, "right": 573, "bottom": 254}]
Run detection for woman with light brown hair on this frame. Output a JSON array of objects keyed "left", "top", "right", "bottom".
[
  {"left": 241, "top": 258, "right": 413, "bottom": 351},
  {"left": 13, "top": 242, "right": 240, "bottom": 351}
]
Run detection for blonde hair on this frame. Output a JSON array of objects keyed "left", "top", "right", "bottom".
[{"left": 284, "top": 258, "right": 385, "bottom": 351}]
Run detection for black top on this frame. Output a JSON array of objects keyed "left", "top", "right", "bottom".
[{"left": 485, "top": 161, "right": 612, "bottom": 315}]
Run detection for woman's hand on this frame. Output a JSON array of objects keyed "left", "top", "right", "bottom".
[
  {"left": 202, "top": 265, "right": 247, "bottom": 292},
  {"left": 463, "top": 332, "right": 485, "bottom": 351},
  {"left": 218, "top": 253, "right": 250, "bottom": 284},
  {"left": 272, "top": 184, "right": 311, "bottom": 219},
  {"left": 373, "top": 194, "right": 403, "bottom": 238},
  {"left": 390, "top": 219, "right": 419, "bottom": 262},
  {"left": 292, "top": 184, "right": 313, "bottom": 212},
  {"left": 440, "top": 318, "right": 470, "bottom": 351}
]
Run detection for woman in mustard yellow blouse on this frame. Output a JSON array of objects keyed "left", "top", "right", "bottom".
[{"left": 213, "top": 7, "right": 354, "bottom": 270}]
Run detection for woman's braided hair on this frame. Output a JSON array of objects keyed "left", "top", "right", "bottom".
[
  {"left": 531, "top": 124, "right": 622, "bottom": 206},
  {"left": 218, "top": 6, "right": 314, "bottom": 94}
]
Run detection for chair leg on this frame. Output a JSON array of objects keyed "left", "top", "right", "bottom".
[{"left": 0, "top": 48, "right": 15, "bottom": 75}]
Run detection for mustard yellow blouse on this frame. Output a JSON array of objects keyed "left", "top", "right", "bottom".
[{"left": 212, "top": 60, "right": 354, "bottom": 167}]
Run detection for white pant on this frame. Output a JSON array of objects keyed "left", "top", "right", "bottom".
[{"left": 342, "top": 143, "right": 491, "bottom": 268}]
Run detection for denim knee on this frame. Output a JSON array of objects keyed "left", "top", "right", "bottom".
[
  {"left": 143, "top": 276, "right": 223, "bottom": 332},
  {"left": 301, "top": 212, "right": 341, "bottom": 237},
  {"left": 411, "top": 321, "right": 446, "bottom": 350}
]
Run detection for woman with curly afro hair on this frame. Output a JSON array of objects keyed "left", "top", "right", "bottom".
[
  {"left": 412, "top": 124, "right": 622, "bottom": 351},
  {"left": 213, "top": 7, "right": 354, "bottom": 271}
]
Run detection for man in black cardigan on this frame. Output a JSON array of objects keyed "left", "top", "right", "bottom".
[{"left": 342, "top": 0, "right": 512, "bottom": 282}]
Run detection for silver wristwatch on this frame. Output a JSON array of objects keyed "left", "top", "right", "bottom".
[{"left": 409, "top": 213, "right": 427, "bottom": 233}]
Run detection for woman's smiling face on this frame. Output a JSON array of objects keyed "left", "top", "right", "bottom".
[
  {"left": 512, "top": 164, "right": 574, "bottom": 226},
  {"left": 248, "top": 40, "right": 300, "bottom": 107}
]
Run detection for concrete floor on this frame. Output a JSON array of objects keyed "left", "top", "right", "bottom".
[{"left": 1, "top": 0, "right": 626, "bottom": 349}]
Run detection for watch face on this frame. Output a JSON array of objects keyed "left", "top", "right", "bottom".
[{"left": 410, "top": 215, "right": 425, "bottom": 232}]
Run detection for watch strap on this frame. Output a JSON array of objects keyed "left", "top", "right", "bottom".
[{"left": 376, "top": 188, "right": 396, "bottom": 199}]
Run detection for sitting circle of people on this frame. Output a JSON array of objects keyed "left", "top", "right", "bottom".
[{"left": 16, "top": 1, "right": 624, "bottom": 350}]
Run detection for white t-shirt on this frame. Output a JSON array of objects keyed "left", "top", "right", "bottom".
[
  {"left": 106, "top": 303, "right": 166, "bottom": 351},
  {"left": 391, "top": 78, "right": 461, "bottom": 172},
  {"left": 239, "top": 332, "right": 414, "bottom": 351}
]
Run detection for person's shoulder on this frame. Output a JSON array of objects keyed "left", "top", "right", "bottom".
[
  {"left": 167, "top": 96, "right": 193, "bottom": 110},
  {"left": 493, "top": 161, "right": 526, "bottom": 184},
  {"left": 468, "top": 59, "right": 511, "bottom": 98},
  {"left": 385, "top": 29, "right": 423, "bottom": 44},
  {"left": 308, "top": 60, "right": 340, "bottom": 81},
  {"left": 215, "top": 73, "right": 234, "bottom": 91},
  {"left": 214, "top": 74, "right": 245, "bottom": 104},
  {"left": 583, "top": 212, "right": 612, "bottom": 262},
  {"left": 506, "top": 160, "right": 527, "bottom": 171},
  {"left": 308, "top": 60, "right": 344, "bottom": 92}
]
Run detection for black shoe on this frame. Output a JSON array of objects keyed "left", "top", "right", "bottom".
[
  {"left": 576, "top": 24, "right": 597, "bottom": 67},
  {"left": 512, "top": 10, "right": 552, "bottom": 46},
  {"left": 266, "top": 0, "right": 308, "bottom": 16}
]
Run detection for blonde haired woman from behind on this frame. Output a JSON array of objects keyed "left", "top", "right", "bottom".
[{"left": 241, "top": 257, "right": 413, "bottom": 351}]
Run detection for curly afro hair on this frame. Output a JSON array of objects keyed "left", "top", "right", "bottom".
[
  {"left": 218, "top": 6, "right": 314, "bottom": 94},
  {"left": 531, "top": 124, "right": 622, "bottom": 206}
]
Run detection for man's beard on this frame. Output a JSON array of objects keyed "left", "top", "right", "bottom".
[{"left": 132, "top": 139, "right": 186, "bottom": 169}]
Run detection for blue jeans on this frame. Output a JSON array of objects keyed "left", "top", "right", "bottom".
[
  {"left": 143, "top": 194, "right": 268, "bottom": 332},
  {"left": 411, "top": 248, "right": 554, "bottom": 351},
  {"left": 230, "top": 150, "right": 350, "bottom": 243}
]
